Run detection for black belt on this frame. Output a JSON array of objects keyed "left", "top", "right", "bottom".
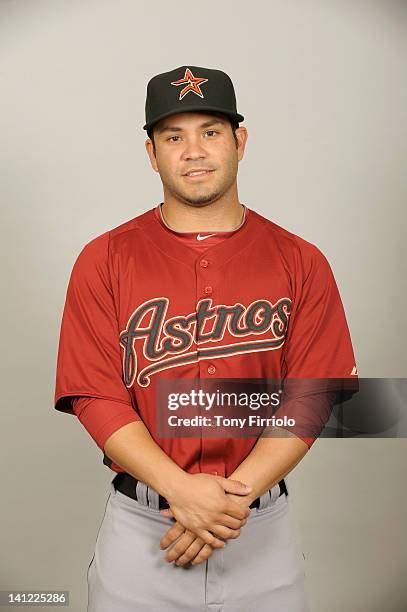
[{"left": 112, "top": 472, "right": 287, "bottom": 510}]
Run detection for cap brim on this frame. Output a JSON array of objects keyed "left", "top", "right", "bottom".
[{"left": 143, "top": 106, "right": 244, "bottom": 131}]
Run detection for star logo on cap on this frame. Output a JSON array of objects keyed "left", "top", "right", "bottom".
[{"left": 170, "top": 68, "right": 209, "bottom": 101}]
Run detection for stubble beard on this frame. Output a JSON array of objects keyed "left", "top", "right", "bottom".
[
  {"left": 163, "top": 168, "right": 237, "bottom": 208},
  {"left": 171, "top": 188, "right": 223, "bottom": 207}
]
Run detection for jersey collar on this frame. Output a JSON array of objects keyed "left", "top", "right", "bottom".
[{"left": 138, "top": 203, "right": 266, "bottom": 270}]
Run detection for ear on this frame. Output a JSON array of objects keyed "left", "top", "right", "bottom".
[
  {"left": 235, "top": 126, "right": 248, "bottom": 162},
  {"left": 145, "top": 138, "right": 159, "bottom": 172}
]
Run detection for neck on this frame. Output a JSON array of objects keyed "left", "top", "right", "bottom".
[{"left": 161, "top": 185, "right": 244, "bottom": 232}]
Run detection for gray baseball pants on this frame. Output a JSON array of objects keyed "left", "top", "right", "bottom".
[{"left": 87, "top": 475, "right": 310, "bottom": 611}]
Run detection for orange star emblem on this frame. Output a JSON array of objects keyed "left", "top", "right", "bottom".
[{"left": 170, "top": 68, "right": 209, "bottom": 101}]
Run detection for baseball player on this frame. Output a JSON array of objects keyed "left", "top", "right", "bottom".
[{"left": 54, "top": 65, "right": 358, "bottom": 611}]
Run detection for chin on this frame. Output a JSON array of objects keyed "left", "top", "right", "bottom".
[
  {"left": 184, "top": 193, "right": 222, "bottom": 206},
  {"left": 169, "top": 185, "right": 220, "bottom": 206}
]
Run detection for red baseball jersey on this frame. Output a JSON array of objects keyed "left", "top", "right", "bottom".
[{"left": 54, "top": 204, "right": 358, "bottom": 476}]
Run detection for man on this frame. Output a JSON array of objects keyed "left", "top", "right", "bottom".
[{"left": 54, "top": 65, "right": 358, "bottom": 611}]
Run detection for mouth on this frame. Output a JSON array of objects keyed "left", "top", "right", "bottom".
[{"left": 183, "top": 169, "right": 215, "bottom": 180}]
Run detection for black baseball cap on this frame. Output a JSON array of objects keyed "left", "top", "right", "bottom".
[{"left": 143, "top": 65, "right": 244, "bottom": 134}]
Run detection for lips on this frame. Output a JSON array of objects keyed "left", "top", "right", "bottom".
[{"left": 183, "top": 169, "right": 215, "bottom": 177}]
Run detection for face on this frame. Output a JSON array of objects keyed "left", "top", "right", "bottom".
[{"left": 145, "top": 112, "right": 248, "bottom": 207}]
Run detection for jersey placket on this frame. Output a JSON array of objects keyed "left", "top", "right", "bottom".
[{"left": 194, "top": 252, "right": 225, "bottom": 478}]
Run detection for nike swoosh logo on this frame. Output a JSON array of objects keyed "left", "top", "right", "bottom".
[{"left": 197, "top": 233, "right": 217, "bottom": 241}]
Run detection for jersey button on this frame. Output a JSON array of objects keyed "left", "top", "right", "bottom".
[
  {"left": 200, "top": 259, "right": 209, "bottom": 268},
  {"left": 207, "top": 364, "right": 216, "bottom": 375},
  {"left": 204, "top": 286, "right": 213, "bottom": 295}
]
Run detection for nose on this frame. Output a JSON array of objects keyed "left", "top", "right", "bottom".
[{"left": 180, "top": 138, "right": 207, "bottom": 161}]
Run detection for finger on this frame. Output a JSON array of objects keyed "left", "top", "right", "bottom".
[
  {"left": 217, "top": 477, "right": 252, "bottom": 496},
  {"left": 197, "top": 529, "right": 226, "bottom": 549},
  {"left": 191, "top": 544, "right": 216, "bottom": 565},
  {"left": 217, "top": 513, "right": 247, "bottom": 530},
  {"left": 174, "top": 537, "right": 206, "bottom": 566},
  {"left": 210, "top": 524, "right": 241, "bottom": 540},
  {"left": 165, "top": 531, "right": 196, "bottom": 563},
  {"left": 223, "top": 501, "right": 251, "bottom": 520},
  {"left": 160, "top": 522, "right": 186, "bottom": 549}
]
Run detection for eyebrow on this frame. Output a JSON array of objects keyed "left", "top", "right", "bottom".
[{"left": 156, "top": 118, "right": 226, "bottom": 134}]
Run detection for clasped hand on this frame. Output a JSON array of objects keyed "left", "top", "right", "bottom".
[{"left": 159, "top": 473, "right": 254, "bottom": 567}]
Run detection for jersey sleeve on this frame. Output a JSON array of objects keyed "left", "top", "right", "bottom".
[
  {"left": 72, "top": 397, "right": 141, "bottom": 450},
  {"left": 278, "top": 240, "right": 359, "bottom": 447},
  {"left": 54, "top": 232, "right": 134, "bottom": 414}
]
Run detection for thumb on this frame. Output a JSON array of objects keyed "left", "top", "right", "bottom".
[{"left": 218, "top": 478, "right": 252, "bottom": 495}]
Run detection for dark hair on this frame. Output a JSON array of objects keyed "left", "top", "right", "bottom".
[{"left": 148, "top": 112, "right": 239, "bottom": 154}]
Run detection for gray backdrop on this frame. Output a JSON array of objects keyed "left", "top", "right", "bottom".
[{"left": 1, "top": 1, "right": 406, "bottom": 610}]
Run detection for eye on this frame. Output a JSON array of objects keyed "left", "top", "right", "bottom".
[
  {"left": 167, "top": 135, "right": 181, "bottom": 142},
  {"left": 205, "top": 130, "right": 218, "bottom": 137}
]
